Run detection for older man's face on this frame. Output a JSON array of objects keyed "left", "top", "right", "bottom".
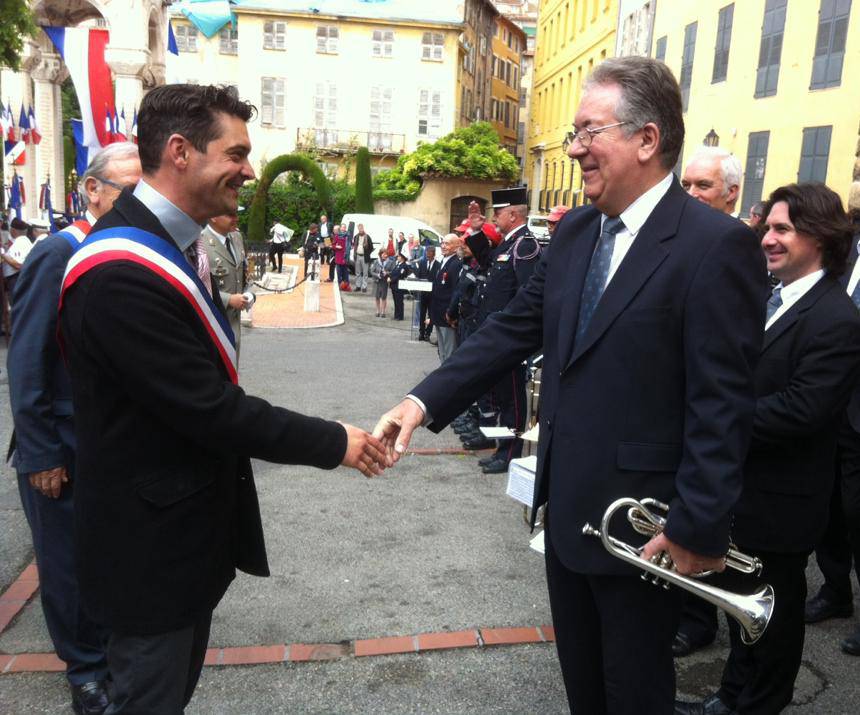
[
  {"left": 567, "top": 83, "right": 643, "bottom": 217},
  {"left": 682, "top": 156, "right": 737, "bottom": 214}
]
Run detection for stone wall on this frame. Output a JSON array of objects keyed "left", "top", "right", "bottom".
[{"left": 375, "top": 177, "right": 508, "bottom": 234}]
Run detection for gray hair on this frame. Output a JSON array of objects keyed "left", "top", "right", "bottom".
[
  {"left": 80, "top": 142, "right": 140, "bottom": 207},
  {"left": 687, "top": 146, "right": 742, "bottom": 196},
  {"left": 585, "top": 57, "right": 684, "bottom": 171}
]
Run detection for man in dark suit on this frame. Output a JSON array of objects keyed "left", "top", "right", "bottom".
[
  {"left": 57, "top": 85, "right": 386, "bottom": 713},
  {"left": 429, "top": 234, "right": 462, "bottom": 363},
  {"left": 374, "top": 57, "right": 765, "bottom": 713},
  {"left": 7, "top": 142, "right": 141, "bottom": 715},
  {"left": 414, "top": 245, "right": 437, "bottom": 340},
  {"left": 677, "top": 183, "right": 860, "bottom": 714}
]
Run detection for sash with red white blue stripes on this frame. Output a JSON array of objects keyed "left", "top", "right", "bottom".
[
  {"left": 59, "top": 226, "right": 238, "bottom": 384},
  {"left": 56, "top": 219, "right": 91, "bottom": 249}
]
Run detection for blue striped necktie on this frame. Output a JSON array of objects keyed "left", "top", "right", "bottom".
[
  {"left": 575, "top": 216, "right": 625, "bottom": 344},
  {"left": 766, "top": 286, "right": 783, "bottom": 322}
]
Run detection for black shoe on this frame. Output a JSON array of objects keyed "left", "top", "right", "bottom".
[
  {"left": 840, "top": 626, "right": 860, "bottom": 655},
  {"left": 672, "top": 630, "right": 714, "bottom": 657},
  {"left": 805, "top": 594, "right": 853, "bottom": 624},
  {"left": 478, "top": 453, "right": 499, "bottom": 467},
  {"left": 418, "top": 335, "right": 427, "bottom": 341},
  {"left": 71, "top": 680, "right": 110, "bottom": 715},
  {"left": 463, "top": 435, "right": 496, "bottom": 451},
  {"left": 482, "top": 456, "right": 510, "bottom": 474},
  {"left": 454, "top": 422, "right": 477, "bottom": 434},
  {"left": 674, "top": 693, "right": 734, "bottom": 715}
]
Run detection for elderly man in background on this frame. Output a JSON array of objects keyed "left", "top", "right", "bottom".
[
  {"left": 7, "top": 142, "right": 142, "bottom": 715},
  {"left": 681, "top": 145, "right": 742, "bottom": 216},
  {"left": 546, "top": 205, "right": 569, "bottom": 237},
  {"left": 1, "top": 217, "right": 33, "bottom": 301},
  {"left": 429, "top": 233, "right": 462, "bottom": 363}
]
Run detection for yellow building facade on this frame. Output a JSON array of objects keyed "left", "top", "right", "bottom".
[
  {"left": 167, "top": 4, "right": 463, "bottom": 177},
  {"left": 652, "top": 0, "right": 860, "bottom": 213},
  {"left": 525, "top": 0, "right": 617, "bottom": 213},
  {"left": 491, "top": 15, "right": 527, "bottom": 157}
]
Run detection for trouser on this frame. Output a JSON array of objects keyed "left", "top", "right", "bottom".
[
  {"left": 269, "top": 244, "right": 284, "bottom": 272},
  {"left": 812, "top": 419, "right": 860, "bottom": 604},
  {"left": 435, "top": 325, "right": 457, "bottom": 363},
  {"left": 419, "top": 296, "right": 433, "bottom": 338},
  {"left": 105, "top": 610, "right": 213, "bottom": 714},
  {"left": 717, "top": 550, "right": 808, "bottom": 715},
  {"left": 392, "top": 288, "right": 405, "bottom": 319},
  {"left": 474, "top": 364, "right": 527, "bottom": 463},
  {"left": 17, "top": 438, "right": 109, "bottom": 685},
  {"left": 355, "top": 255, "right": 369, "bottom": 289},
  {"left": 545, "top": 519, "right": 681, "bottom": 714},
  {"left": 336, "top": 263, "right": 349, "bottom": 286},
  {"left": 304, "top": 253, "right": 319, "bottom": 278},
  {"left": 676, "top": 594, "right": 719, "bottom": 645}
]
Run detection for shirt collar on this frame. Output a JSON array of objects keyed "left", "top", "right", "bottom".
[
  {"left": 775, "top": 268, "right": 826, "bottom": 305},
  {"left": 207, "top": 225, "right": 227, "bottom": 246},
  {"left": 603, "top": 173, "right": 674, "bottom": 236},
  {"left": 503, "top": 223, "right": 526, "bottom": 242},
  {"left": 84, "top": 210, "right": 97, "bottom": 226},
  {"left": 133, "top": 179, "right": 204, "bottom": 252}
]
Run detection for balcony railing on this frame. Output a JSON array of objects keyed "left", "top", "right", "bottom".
[{"left": 296, "top": 128, "right": 406, "bottom": 154}]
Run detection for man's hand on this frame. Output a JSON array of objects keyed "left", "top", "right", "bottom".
[
  {"left": 468, "top": 200, "right": 485, "bottom": 231},
  {"left": 373, "top": 398, "right": 425, "bottom": 464},
  {"left": 228, "top": 294, "right": 249, "bottom": 310},
  {"left": 641, "top": 532, "right": 726, "bottom": 576},
  {"left": 339, "top": 423, "right": 388, "bottom": 478},
  {"left": 29, "top": 466, "right": 69, "bottom": 499}
]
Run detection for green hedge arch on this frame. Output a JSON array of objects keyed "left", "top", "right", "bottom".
[{"left": 247, "top": 154, "right": 332, "bottom": 244}]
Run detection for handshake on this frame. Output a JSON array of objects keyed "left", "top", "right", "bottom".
[{"left": 338, "top": 398, "right": 428, "bottom": 477}]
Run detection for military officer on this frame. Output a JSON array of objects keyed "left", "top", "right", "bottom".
[{"left": 203, "top": 212, "right": 255, "bottom": 359}]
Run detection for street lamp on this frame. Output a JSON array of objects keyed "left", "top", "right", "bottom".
[{"left": 703, "top": 128, "right": 720, "bottom": 147}]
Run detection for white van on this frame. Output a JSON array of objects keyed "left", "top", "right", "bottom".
[{"left": 339, "top": 213, "right": 444, "bottom": 258}]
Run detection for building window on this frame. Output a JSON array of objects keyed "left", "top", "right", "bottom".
[
  {"left": 260, "top": 77, "right": 286, "bottom": 127},
  {"left": 369, "top": 86, "right": 393, "bottom": 152},
  {"left": 798, "top": 125, "right": 833, "bottom": 182},
  {"left": 712, "top": 4, "right": 734, "bottom": 83},
  {"left": 654, "top": 35, "right": 667, "bottom": 62},
  {"left": 504, "top": 101, "right": 511, "bottom": 128},
  {"left": 755, "top": 0, "right": 787, "bottom": 98},
  {"left": 314, "top": 82, "right": 338, "bottom": 147},
  {"left": 175, "top": 24, "right": 198, "bottom": 53},
  {"left": 479, "top": 36, "right": 487, "bottom": 55},
  {"left": 219, "top": 26, "right": 238, "bottom": 55},
  {"left": 372, "top": 29, "right": 394, "bottom": 58},
  {"left": 513, "top": 66, "right": 519, "bottom": 89},
  {"left": 422, "top": 32, "right": 444, "bottom": 61},
  {"left": 263, "top": 21, "right": 286, "bottom": 51},
  {"left": 810, "top": 0, "right": 851, "bottom": 89},
  {"left": 316, "top": 25, "right": 339, "bottom": 54},
  {"left": 680, "top": 22, "right": 697, "bottom": 112},
  {"left": 741, "top": 131, "right": 770, "bottom": 215},
  {"left": 418, "top": 88, "right": 442, "bottom": 139}
]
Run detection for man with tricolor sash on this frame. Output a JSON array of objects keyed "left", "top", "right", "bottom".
[
  {"left": 57, "top": 84, "right": 387, "bottom": 713},
  {"left": 7, "top": 141, "right": 142, "bottom": 715}
]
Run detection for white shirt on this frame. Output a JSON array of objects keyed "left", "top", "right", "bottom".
[
  {"left": 133, "top": 180, "right": 203, "bottom": 252},
  {"left": 270, "top": 223, "right": 289, "bottom": 244},
  {"left": 320, "top": 222, "right": 329, "bottom": 238},
  {"left": 846, "top": 238, "right": 860, "bottom": 297},
  {"left": 6, "top": 235, "right": 34, "bottom": 270},
  {"left": 602, "top": 172, "right": 674, "bottom": 287},
  {"left": 765, "top": 269, "right": 825, "bottom": 330}
]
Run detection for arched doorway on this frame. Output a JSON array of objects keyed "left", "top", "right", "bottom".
[{"left": 450, "top": 195, "right": 487, "bottom": 232}]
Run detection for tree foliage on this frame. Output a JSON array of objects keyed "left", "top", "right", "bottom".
[
  {"left": 247, "top": 153, "right": 332, "bottom": 243},
  {"left": 354, "top": 146, "right": 374, "bottom": 213},
  {"left": 0, "top": 1, "right": 36, "bottom": 71},
  {"left": 374, "top": 122, "right": 520, "bottom": 200}
]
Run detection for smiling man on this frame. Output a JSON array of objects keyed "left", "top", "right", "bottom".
[
  {"left": 374, "top": 57, "right": 766, "bottom": 713},
  {"left": 57, "top": 85, "right": 387, "bottom": 713},
  {"left": 681, "top": 145, "right": 742, "bottom": 216}
]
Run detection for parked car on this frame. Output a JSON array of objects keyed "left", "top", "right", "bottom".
[
  {"left": 339, "top": 214, "right": 444, "bottom": 273},
  {"left": 528, "top": 214, "right": 551, "bottom": 244}
]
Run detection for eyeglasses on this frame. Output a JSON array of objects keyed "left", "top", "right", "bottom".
[
  {"left": 90, "top": 175, "right": 126, "bottom": 191},
  {"left": 564, "top": 121, "right": 629, "bottom": 149}
]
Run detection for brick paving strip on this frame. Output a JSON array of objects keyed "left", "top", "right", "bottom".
[{"left": 0, "top": 562, "right": 554, "bottom": 673}]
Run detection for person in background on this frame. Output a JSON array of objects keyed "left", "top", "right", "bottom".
[
  {"left": 268, "top": 221, "right": 289, "bottom": 273},
  {"left": 1, "top": 218, "right": 32, "bottom": 301},
  {"left": 408, "top": 233, "right": 422, "bottom": 260},
  {"left": 352, "top": 223, "right": 374, "bottom": 292},
  {"left": 396, "top": 231, "right": 407, "bottom": 257},
  {"left": 749, "top": 202, "right": 765, "bottom": 229},
  {"left": 681, "top": 145, "right": 742, "bottom": 216},
  {"left": 333, "top": 223, "right": 350, "bottom": 289},
  {"left": 546, "top": 205, "right": 569, "bottom": 237},
  {"left": 371, "top": 248, "right": 395, "bottom": 318},
  {"left": 319, "top": 213, "right": 334, "bottom": 281},
  {"left": 303, "top": 223, "right": 320, "bottom": 278},
  {"left": 429, "top": 233, "right": 462, "bottom": 363},
  {"left": 415, "top": 245, "right": 438, "bottom": 341},
  {"left": 386, "top": 228, "right": 395, "bottom": 257},
  {"left": 389, "top": 251, "right": 411, "bottom": 320}
]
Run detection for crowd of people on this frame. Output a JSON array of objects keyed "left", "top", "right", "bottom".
[{"left": 3, "top": 54, "right": 860, "bottom": 715}]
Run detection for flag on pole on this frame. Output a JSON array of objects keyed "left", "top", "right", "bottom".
[
  {"left": 167, "top": 20, "right": 179, "bottom": 55},
  {"left": 6, "top": 103, "right": 16, "bottom": 142},
  {"left": 67, "top": 188, "right": 82, "bottom": 217},
  {"left": 131, "top": 108, "right": 138, "bottom": 144},
  {"left": 0, "top": 105, "right": 9, "bottom": 140},
  {"left": 71, "top": 118, "right": 100, "bottom": 177},
  {"left": 4, "top": 138, "right": 25, "bottom": 164},
  {"left": 9, "top": 173, "right": 23, "bottom": 219},
  {"left": 104, "top": 104, "right": 114, "bottom": 145},
  {"left": 39, "top": 179, "right": 57, "bottom": 232},
  {"left": 18, "top": 105, "right": 30, "bottom": 144},
  {"left": 29, "top": 105, "right": 41, "bottom": 145},
  {"left": 115, "top": 107, "right": 128, "bottom": 141},
  {"left": 43, "top": 26, "right": 114, "bottom": 149}
]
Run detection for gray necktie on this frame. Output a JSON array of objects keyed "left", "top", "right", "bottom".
[
  {"left": 575, "top": 216, "right": 625, "bottom": 344},
  {"left": 850, "top": 281, "right": 860, "bottom": 309},
  {"left": 766, "top": 286, "right": 783, "bottom": 322},
  {"left": 225, "top": 233, "right": 236, "bottom": 263}
]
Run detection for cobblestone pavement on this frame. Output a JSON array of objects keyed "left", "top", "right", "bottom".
[{"left": 0, "top": 289, "right": 858, "bottom": 713}]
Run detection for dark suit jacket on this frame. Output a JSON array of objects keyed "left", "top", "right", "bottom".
[
  {"left": 8, "top": 233, "right": 79, "bottom": 474},
  {"left": 732, "top": 276, "right": 860, "bottom": 553},
  {"left": 842, "top": 239, "right": 860, "bottom": 432},
  {"left": 411, "top": 179, "right": 767, "bottom": 574},
  {"left": 430, "top": 255, "right": 461, "bottom": 327},
  {"left": 59, "top": 190, "right": 348, "bottom": 634}
]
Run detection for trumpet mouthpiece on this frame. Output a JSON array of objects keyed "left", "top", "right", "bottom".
[{"left": 582, "top": 523, "right": 599, "bottom": 536}]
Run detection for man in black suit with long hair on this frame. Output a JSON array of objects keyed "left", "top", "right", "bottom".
[
  {"left": 58, "top": 85, "right": 387, "bottom": 713},
  {"left": 374, "top": 57, "right": 766, "bottom": 713}
]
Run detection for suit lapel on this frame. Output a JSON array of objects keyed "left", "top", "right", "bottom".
[
  {"left": 762, "top": 276, "right": 834, "bottom": 352},
  {"left": 204, "top": 226, "right": 237, "bottom": 267}
]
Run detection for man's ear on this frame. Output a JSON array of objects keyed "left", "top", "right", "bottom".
[
  {"left": 164, "top": 133, "right": 192, "bottom": 169},
  {"left": 638, "top": 122, "right": 661, "bottom": 164},
  {"left": 83, "top": 177, "right": 101, "bottom": 210},
  {"left": 726, "top": 184, "right": 740, "bottom": 206}
]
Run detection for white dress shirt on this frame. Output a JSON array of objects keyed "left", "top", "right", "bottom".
[
  {"left": 765, "top": 269, "right": 825, "bottom": 330},
  {"left": 133, "top": 180, "right": 203, "bottom": 253},
  {"left": 846, "top": 238, "right": 860, "bottom": 297}
]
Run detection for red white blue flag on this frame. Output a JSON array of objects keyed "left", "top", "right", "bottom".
[{"left": 28, "top": 105, "right": 41, "bottom": 145}]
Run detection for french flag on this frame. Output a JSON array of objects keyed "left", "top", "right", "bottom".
[
  {"left": 43, "top": 26, "right": 114, "bottom": 149},
  {"left": 18, "top": 105, "right": 30, "bottom": 144},
  {"left": 131, "top": 108, "right": 138, "bottom": 144},
  {"left": 115, "top": 107, "right": 128, "bottom": 141},
  {"left": 6, "top": 102, "right": 16, "bottom": 143},
  {"left": 28, "top": 105, "right": 41, "bottom": 145}
]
